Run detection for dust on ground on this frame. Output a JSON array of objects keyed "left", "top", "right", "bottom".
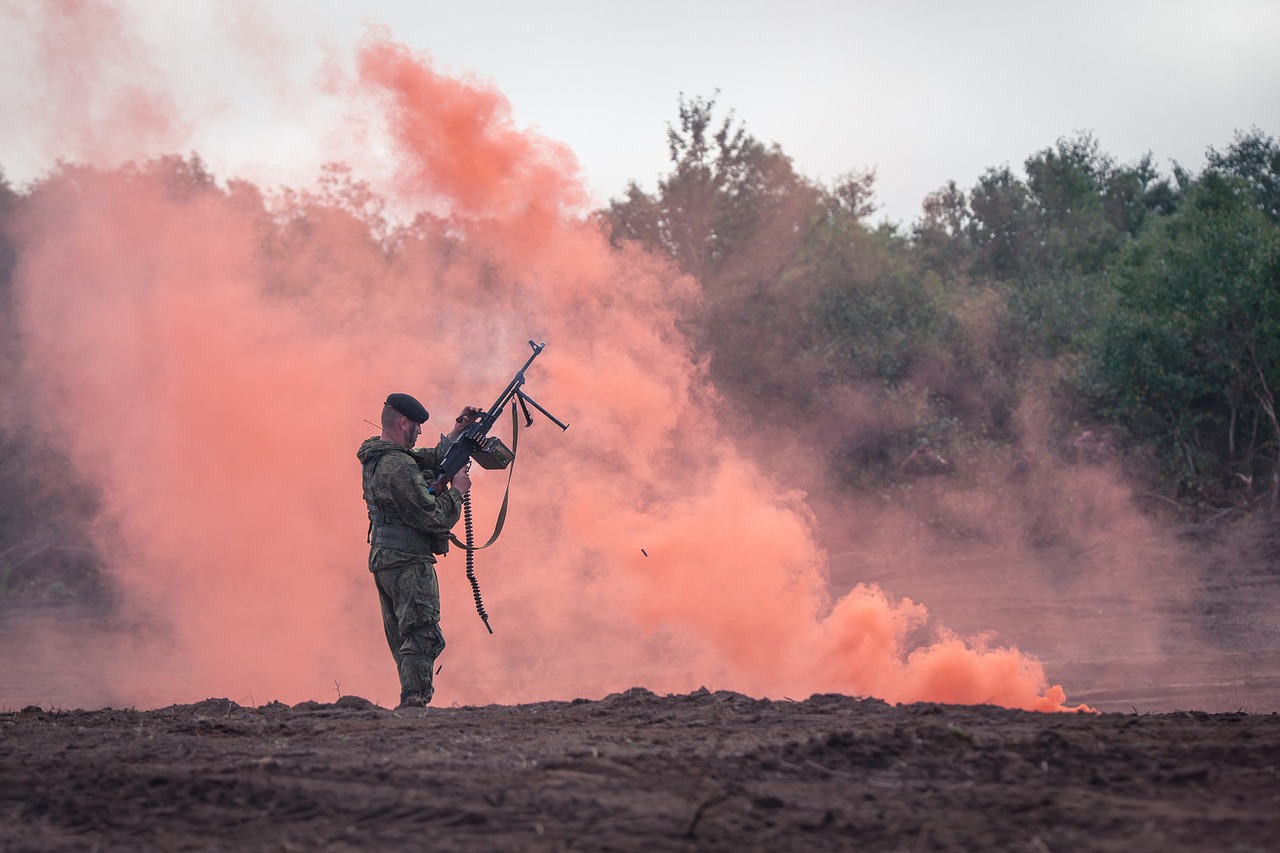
[
  {"left": 3, "top": 690, "right": 1279, "bottom": 852},
  {"left": 3, "top": 518, "right": 1279, "bottom": 851}
]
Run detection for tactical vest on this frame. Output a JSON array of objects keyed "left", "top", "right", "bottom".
[{"left": 362, "top": 450, "right": 440, "bottom": 555}]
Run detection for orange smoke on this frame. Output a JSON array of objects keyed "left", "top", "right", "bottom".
[
  {"left": 2, "top": 6, "right": 1081, "bottom": 712},
  {"left": 5, "top": 0, "right": 188, "bottom": 173}
]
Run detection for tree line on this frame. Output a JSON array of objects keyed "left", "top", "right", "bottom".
[{"left": 603, "top": 96, "right": 1280, "bottom": 513}]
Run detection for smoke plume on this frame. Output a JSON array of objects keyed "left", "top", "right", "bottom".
[{"left": 0, "top": 2, "right": 1108, "bottom": 712}]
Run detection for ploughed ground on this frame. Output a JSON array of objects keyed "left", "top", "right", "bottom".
[
  {"left": 3, "top": 520, "right": 1279, "bottom": 851},
  {"left": 2, "top": 691, "right": 1279, "bottom": 851}
]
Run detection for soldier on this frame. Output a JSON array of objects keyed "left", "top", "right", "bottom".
[{"left": 357, "top": 393, "right": 482, "bottom": 709}]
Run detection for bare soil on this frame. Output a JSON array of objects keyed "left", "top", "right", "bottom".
[
  {"left": 3, "top": 516, "right": 1279, "bottom": 851},
  {"left": 2, "top": 690, "right": 1278, "bottom": 852}
]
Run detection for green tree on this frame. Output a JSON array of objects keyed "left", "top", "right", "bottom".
[
  {"left": 968, "top": 164, "right": 1034, "bottom": 280},
  {"left": 604, "top": 95, "right": 829, "bottom": 403},
  {"left": 913, "top": 180, "right": 974, "bottom": 275},
  {"left": 966, "top": 134, "right": 1177, "bottom": 360},
  {"left": 1088, "top": 171, "right": 1280, "bottom": 502},
  {"left": 1206, "top": 127, "right": 1280, "bottom": 223},
  {"left": 805, "top": 202, "right": 952, "bottom": 387},
  {"left": 606, "top": 93, "right": 819, "bottom": 283}
]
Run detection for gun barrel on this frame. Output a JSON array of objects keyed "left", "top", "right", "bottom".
[{"left": 480, "top": 341, "right": 547, "bottom": 424}]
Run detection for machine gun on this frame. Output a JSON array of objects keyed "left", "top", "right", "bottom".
[
  {"left": 429, "top": 340, "right": 569, "bottom": 633},
  {"left": 429, "top": 339, "right": 568, "bottom": 494}
]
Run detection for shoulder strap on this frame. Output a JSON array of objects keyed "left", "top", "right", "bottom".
[{"left": 448, "top": 404, "right": 520, "bottom": 551}]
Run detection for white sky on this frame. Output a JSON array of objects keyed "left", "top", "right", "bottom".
[{"left": 3, "top": 0, "right": 1279, "bottom": 224}]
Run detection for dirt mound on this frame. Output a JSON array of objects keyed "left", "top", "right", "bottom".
[{"left": 3, "top": 690, "right": 1277, "bottom": 851}]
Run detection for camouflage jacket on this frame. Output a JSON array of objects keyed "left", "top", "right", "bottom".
[{"left": 356, "top": 435, "right": 463, "bottom": 569}]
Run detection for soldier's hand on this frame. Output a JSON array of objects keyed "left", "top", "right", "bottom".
[
  {"left": 453, "top": 467, "right": 472, "bottom": 495},
  {"left": 447, "top": 406, "right": 484, "bottom": 442},
  {"left": 455, "top": 406, "right": 484, "bottom": 426}
]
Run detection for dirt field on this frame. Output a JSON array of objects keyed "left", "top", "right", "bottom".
[
  {"left": 3, "top": 689, "right": 1279, "bottom": 852},
  {"left": 3, "top": 518, "right": 1278, "bottom": 851}
]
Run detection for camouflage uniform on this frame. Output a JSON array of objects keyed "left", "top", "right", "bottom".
[{"left": 357, "top": 435, "right": 463, "bottom": 707}]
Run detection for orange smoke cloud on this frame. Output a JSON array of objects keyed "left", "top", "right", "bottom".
[
  {"left": 355, "top": 33, "right": 587, "bottom": 224},
  {"left": 2, "top": 7, "right": 1080, "bottom": 712},
  {"left": 4, "top": 0, "right": 188, "bottom": 171}
]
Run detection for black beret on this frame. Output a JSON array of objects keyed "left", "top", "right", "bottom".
[{"left": 385, "top": 393, "right": 429, "bottom": 424}]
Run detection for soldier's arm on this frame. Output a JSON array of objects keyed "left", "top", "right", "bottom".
[{"left": 379, "top": 454, "right": 463, "bottom": 536}]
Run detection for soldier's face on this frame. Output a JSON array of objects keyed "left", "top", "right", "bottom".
[
  {"left": 391, "top": 415, "right": 421, "bottom": 449},
  {"left": 404, "top": 418, "right": 422, "bottom": 448}
]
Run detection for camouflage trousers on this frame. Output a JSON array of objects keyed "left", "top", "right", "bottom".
[{"left": 372, "top": 557, "right": 446, "bottom": 705}]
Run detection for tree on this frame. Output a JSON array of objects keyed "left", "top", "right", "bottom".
[
  {"left": 1206, "top": 127, "right": 1280, "bottom": 223},
  {"left": 804, "top": 202, "right": 952, "bottom": 387},
  {"left": 966, "top": 134, "right": 1174, "bottom": 360},
  {"left": 1088, "top": 172, "right": 1280, "bottom": 502},
  {"left": 967, "top": 164, "right": 1034, "bottom": 280},
  {"left": 605, "top": 93, "right": 816, "bottom": 282},
  {"left": 913, "top": 180, "right": 973, "bottom": 274},
  {"left": 603, "top": 95, "right": 832, "bottom": 404}
]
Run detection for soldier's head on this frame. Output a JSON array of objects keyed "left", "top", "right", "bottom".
[{"left": 382, "top": 393, "right": 429, "bottom": 449}]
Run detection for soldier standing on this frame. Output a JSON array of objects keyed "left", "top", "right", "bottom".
[{"left": 357, "top": 393, "right": 482, "bottom": 709}]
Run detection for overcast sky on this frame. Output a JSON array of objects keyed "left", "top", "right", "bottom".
[{"left": 3, "top": 0, "right": 1279, "bottom": 224}]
